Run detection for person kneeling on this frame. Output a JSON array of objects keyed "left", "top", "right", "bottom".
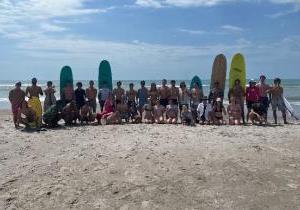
[
  {"left": 166, "top": 100, "right": 178, "bottom": 124},
  {"left": 62, "top": 101, "right": 80, "bottom": 125},
  {"left": 129, "top": 103, "right": 142, "bottom": 123},
  {"left": 181, "top": 105, "right": 195, "bottom": 126},
  {"left": 43, "top": 100, "right": 64, "bottom": 128},
  {"left": 143, "top": 98, "right": 154, "bottom": 124},
  {"left": 154, "top": 100, "right": 165, "bottom": 124},
  {"left": 80, "top": 101, "right": 95, "bottom": 124},
  {"left": 18, "top": 100, "right": 37, "bottom": 129},
  {"left": 249, "top": 103, "right": 266, "bottom": 125},
  {"left": 116, "top": 98, "right": 130, "bottom": 123}
]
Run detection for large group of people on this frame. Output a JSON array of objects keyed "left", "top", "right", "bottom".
[{"left": 8, "top": 75, "right": 288, "bottom": 130}]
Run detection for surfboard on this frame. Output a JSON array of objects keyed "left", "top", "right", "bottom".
[
  {"left": 283, "top": 97, "right": 299, "bottom": 120},
  {"left": 210, "top": 54, "right": 227, "bottom": 92},
  {"left": 190, "top": 76, "right": 203, "bottom": 91},
  {"left": 98, "top": 60, "right": 113, "bottom": 90},
  {"left": 60, "top": 66, "right": 73, "bottom": 98},
  {"left": 229, "top": 53, "right": 246, "bottom": 91}
]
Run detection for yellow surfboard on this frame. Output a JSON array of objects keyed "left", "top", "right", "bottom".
[{"left": 229, "top": 53, "right": 246, "bottom": 90}]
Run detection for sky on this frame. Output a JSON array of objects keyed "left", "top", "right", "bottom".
[{"left": 0, "top": 0, "right": 300, "bottom": 81}]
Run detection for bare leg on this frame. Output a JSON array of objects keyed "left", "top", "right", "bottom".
[
  {"left": 273, "top": 110, "right": 277, "bottom": 124},
  {"left": 282, "top": 111, "right": 287, "bottom": 124}
]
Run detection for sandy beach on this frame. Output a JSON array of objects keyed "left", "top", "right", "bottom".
[{"left": 0, "top": 109, "right": 300, "bottom": 209}]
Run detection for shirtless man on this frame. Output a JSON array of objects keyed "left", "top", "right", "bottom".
[
  {"left": 149, "top": 83, "right": 159, "bottom": 106},
  {"left": 267, "top": 78, "right": 287, "bottom": 124},
  {"left": 154, "top": 100, "right": 165, "bottom": 124},
  {"left": 257, "top": 75, "right": 271, "bottom": 121},
  {"left": 86, "top": 80, "right": 97, "bottom": 113},
  {"left": 113, "top": 81, "right": 125, "bottom": 105},
  {"left": 228, "top": 79, "right": 245, "bottom": 124},
  {"left": 17, "top": 100, "right": 37, "bottom": 129},
  {"left": 137, "top": 80, "right": 148, "bottom": 115},
  {"left": 179, "top": 82, "right": 190, "bottom": 112},
  {"left": 126, "top": 83, "right": 137, "bottom": 107},
  {"left": 62, "top": 83, "right": 75, "bottom": 104},
  {"left": 9, "top": 82, "right": 26, "bottom": 128},
  {"left": 158, "top": 79, "right": 170, "bottom": 107},
  {"left": 80, "top": 101, "right": 95, "bottom": 124},
  {"left": 62, "top": 101, "right": 80, "bottom": 125},
  {"left": 44, "top": 81, "right": 56, "bottom": 112},
  {"left": 169, "top": 80, "right": 179, "bottom": 105},
  {"left": 116, "top": 98, "right": 130, "bottom": 123},
  {"left": 26, "top": 78, "right": 43, "bottom": 126}
]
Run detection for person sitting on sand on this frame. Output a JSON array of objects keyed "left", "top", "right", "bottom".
[
  {"left": 179, "top": 81, "right": 190, "bottom": 113},
  {"left": 9, "top": 82, "right": 26, "bottom": 128},
  {"left": 113, "top": 81, "right": 125, "bottom": 105},
  {"left": 209, "top": 81, "right": 224, "bottom": 103},
  {"left": 166, "top": 99, "right": 178, "bottom": 124},
  {"left": 227, "top": 97, "right": 242, "bottom": 125},
  {"left": 80, "top": 101, "right": 95, "bottom": 124},
  {"left": 43, "top": 81, "right": 56, "bottom": 112},
  {"left": 246, "top": 79, "right": 260, "bottom": 122},
  {"left": 75, "top": 82, "right": 86, "bottom": 110},
  {"left": 169, "top": 80, "right": 179, "bottom": 105},
  {"left": 62, "top": 101, "right": 80, "bottom": 125},
  {"left": 96, "top": 93, "right": 114, "bottom": 124},
  {"left": 228, "top": 79, "right": 245, "bottom": 124},
  {"left": 181, "top": 105, "right": 195, "bottom": 126},
  {"left": 158, "top": 79, "right": 170, "bottom": 107},
  {"left": 116, "top": 98, "right": 130, "bottom": 123},
  {"left": 98, "top": 81, "right": 111, "bottom": 112},
  {"left": 267, "top": 78, "right": 287, "bottom": 124},
  {"left": 126, "top": 83, "right": 137, "bottom": 108},
  {"left": 86, "top": 80, "right": 97, "bottom": 113},
  {"left": 106, "top": 111, "right": 121, "bottom": 125},
  {"left": 62, "top": 83, "right": 75, "bottom": 105},
  {"left": 25, "top": 78, "right": 43, "bottom": 127},
  {"left": 149, "top": 83, "right": 159, "bottom": 106},
  {"left": 128, "top": 102, "right": 142, "bottom": 123},
  {"left": 143, "top": 98, "right": 154, "bottom": 124},
  {"left": 17, "top": 100, "right": 37, "bottom": 129},
  {"left": 248, "top": 103, "right": 266, "bottom": 125},
  {"left": 154, "top": 100, "right": 165, "bottom": 124},
  {"left": 212, "top": 98, "right": 226, "bottom": 125},
  {"left": 43, "top": 100, "right": 64, "bottom": 128},
  {"left": 197, "top": 96, "right": 213, "bottom": 125},
  {"left": 137, "top": 80, "right": 148, "bottom": 116}
]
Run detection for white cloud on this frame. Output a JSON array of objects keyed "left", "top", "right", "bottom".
[
  {"left": 40, "top": 23, "right": 68, "bottom": 32},
  {"left": 220, "top": 25, "right": 244, "bottom": 32},
  {"left": 178, "top": 28, "right": 207, "bottom": 35}
]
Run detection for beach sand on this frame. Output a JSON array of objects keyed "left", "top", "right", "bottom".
[{"left": 0, "top": 109, "right": 300, "bottom": 209}]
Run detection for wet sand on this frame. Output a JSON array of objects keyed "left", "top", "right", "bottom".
[{"left": 0, "top": 110, "right": 300, "bottom": 209}]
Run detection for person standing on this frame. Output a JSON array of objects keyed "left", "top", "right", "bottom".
[
  {"left": 44, "top": 81, "right": 56, "bottom": 112},
  {"left": 25, "top": 78, "right": 43, "bottom": 127},
  {"left": 86, "top": 80, "right": 97, "bottom": 113},
  {"left": 137, "top": 80, "right": 148, "bottom": 115},
  {"left": 98, "top": 81, "right": 111, "bottom": 112},
  {"left": 62, "top": 83, "right": 75, "bottom": 104},
  {"left": 126, "top": 83, "right": 137, "bottom": 107},
  {"left": 179, "top": 82, "right": 190, "bottom": 113},
  {"left": 8, "top": 82, "right": 25, "bottom": 128},
  {"left": 158, "top": 79, "right": 170, "bottom": 107},
  {"left": 257, "top": 75, "right": 271, "bottom": 122},
  {"left": 190, "top": 82, "right": 203, "bottom": 123},
  {"left": 169, "top": 80, "right": 179, "bottom": 105},
  {"left": 209, "top": 81, "right": 224, "bottom": 103},
  {"left": 245, "top": 80, "right": 260, "bottom": 122},
  {"left": 113, "top": 81, "right": 125, "bottom": 105},
  {"left": 228, "top": 79, "right": 245, "bottom": 124},
  {"left": 75, "top": 82, "right": 86, "bottom": 110}
]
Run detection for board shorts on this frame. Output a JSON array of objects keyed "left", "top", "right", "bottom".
[
  {"left": 246, "top": 101, "right": 256, "bottom": 109},
  {"left": 11, "top": 104, "right": 20, "bottom": 116},
  {"left": 170, "top": 99, "right": 178, "bottom": 105},
  {"left": 160, "top": 99, "right": 169, "bottom": 107},
  {"left": 260, "top": 97, "right": 269, "bottom": 114},
  {"left": 271, "top": 97, "right": 286, "bottom": 111},
  {"left": 138, "top": 100, "right": 146, "bottom": 110},
  {"left": 88, "top": 99, "right": 97, "bottom": 113}
]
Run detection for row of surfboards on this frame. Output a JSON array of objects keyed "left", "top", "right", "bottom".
[{"left": 59, "top": 53, "right": 299, "bottom": 120}]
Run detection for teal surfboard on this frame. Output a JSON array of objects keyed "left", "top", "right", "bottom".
[
  {"left": 190, "top": 75, "right": 203, "bottom": 91},
  {"left": 98, "top": 60, "right": 113, "bottom": 90},
  {"left": 60, "top": 66, "right": 73, "bottom": 98}
]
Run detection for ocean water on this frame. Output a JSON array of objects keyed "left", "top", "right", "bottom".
[{"left": 1, "top": 79, "right": 300, "bottom": 114}]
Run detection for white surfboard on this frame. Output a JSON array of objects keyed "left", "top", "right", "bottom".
[{"left": 283, "top": 97, "right": 299, "bottom": 120}]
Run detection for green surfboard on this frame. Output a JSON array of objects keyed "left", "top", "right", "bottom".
[
  {"left": 229, "top": 53, "right": 246, "bottom": 91},
  {"left": 190, "top": 75, "right": 203, "bottom": 91},
  {"left": 60, "top": 66, "right": 73, "bottom": 98},
  {"left": 98, "top": 60, "right": 113, "bottom": 90}
]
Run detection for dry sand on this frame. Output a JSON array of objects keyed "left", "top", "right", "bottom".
[{"left": 0, "top": 109, "right": 300, "bottom": 209}]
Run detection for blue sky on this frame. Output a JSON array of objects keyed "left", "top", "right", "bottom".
[{"left": 0, "top": 0, "right": 299, "bottom": 80}]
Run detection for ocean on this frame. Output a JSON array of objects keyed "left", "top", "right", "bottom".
[{"left": 1, "top": 79, "right": 300, "bottom": 114}]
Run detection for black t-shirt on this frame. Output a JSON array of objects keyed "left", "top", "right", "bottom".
[{"left": 75, "top": 89, "right": 86, "bottom": 107}]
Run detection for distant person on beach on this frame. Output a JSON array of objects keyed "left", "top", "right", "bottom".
[
  {"left": 62, "top": 83, "right": 75, "bottom": 104},
  {"left": 113, "top": 81, "right": 125, "bottom": 105},
  {"left": 143, "top": 98, "right": 154, "bottom": 123},
  {"left": 154, "top": 99, "right": 165, "bottom": 124},
  {"left": 267, "top": 78, "right": 287, "bottom": 124},
  {"left": 191, "top": 82, "right": 203, "bottom": 123},
  {"left": 257, "top": 75, "right": 271, "bottom": 122},
  {"left": 116, "top": 98, "right": 130, "bottom": 123},
  {"left": 17, "top": 100, "right": 37, "bottom": 129},
  {"left": 75, "top": 82, "right": 86, "bottom": 110},
  {"left": 159, "top": 79, "right": 170, "bottom": 107},
  {"left": 179, "top": 81, "right": 190, "bottom": 113},
  {"left": 197, "top": 96, "right": 213, "bottom": 125},
  {"left": 246, "top": 80, "right": 260, "bottom": 122},
  {"left": 98, "top": 81, "right": 111, "bottom": 112},
  {"left": 209, "top": 81, "right": 224, "bottom": 103},
  {"left": 181, "top": 105, "right": 195, "bottom": 126},
  {"left": 43, "top": 100, "right": 64, "bottom": 128},
  {"left": 96, "top": 93, "right": 114, "bottom": 124},
  {"left": 137, "top": 80, "right": 148, "bottom": 115},
  {"left": 62, "top": 101, "right": 80, "bottom": 125},
  {"left": 212, "top": 98, "right": 226, "bottom": 125},
  {"left": 9, "top": 82, "right": 26, "bottom": 128},
  {"left": 25, "top": 78, "right": 43, "bottom": 126},
  {"left": 128, "top": 102, "right": 142, "bottom": 123},
  {"left": 80, "top": 101, "right": 95, "bottom": 124},
  {"left": 126, "top": 83, "right": 137, "bottom": 107},
  {"left": 227, "top": 97, "right": 242, "bottom": 125},
  {"left": 166, "top": 99, "right": 178, "bottom": 124},
  {"left": 86, "top": 80, "right": 97, "bottom": 113},
  {"left": 169, "top": 80, "right": 179, "bottom": 105},
  {"left": 149, "top": 83, "right": 159, "bottom": 106},
  {"left": 228, "top": 79, "right": 245, "bottom": 124},
  {"left": 44, "top": 81, "right": 56, "bottom": 112}
]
